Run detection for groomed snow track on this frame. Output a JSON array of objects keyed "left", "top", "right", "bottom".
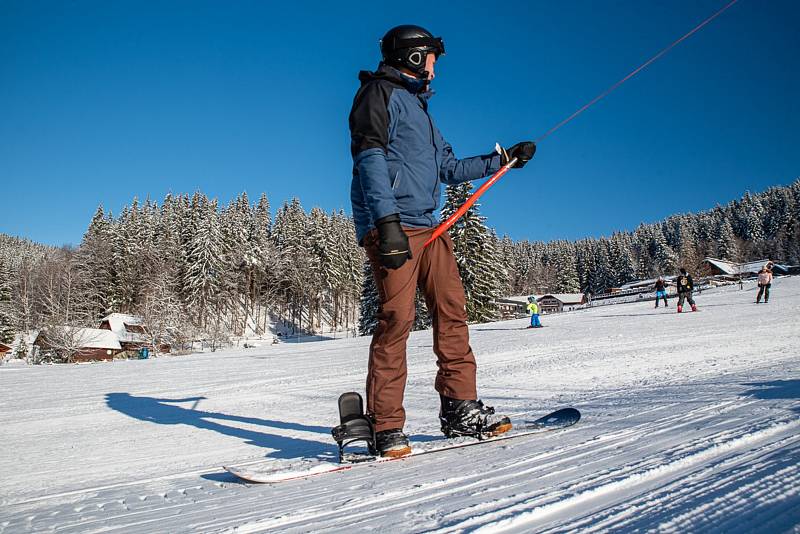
[{"left": 2, "top": 278, "right": 799, "bottom": 533}]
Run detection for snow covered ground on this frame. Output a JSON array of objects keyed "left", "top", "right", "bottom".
[{"left": 2, "top": 278, "right": 799, "bottom": 533}]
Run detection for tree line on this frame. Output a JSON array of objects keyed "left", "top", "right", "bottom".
[
  {"left": 499, "top": 180, "right": 800, "bottom": 297},
  {"left": 1, "top": 179, "right": 797, "bottom": 359}
]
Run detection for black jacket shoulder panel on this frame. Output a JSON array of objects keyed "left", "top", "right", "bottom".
[{"left": 349, "top": 79, "right": 397, "bottom": 157}]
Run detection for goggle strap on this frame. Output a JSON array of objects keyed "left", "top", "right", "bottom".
[{"left": 391, "top": 36, "right": 445, "bottom": 55}]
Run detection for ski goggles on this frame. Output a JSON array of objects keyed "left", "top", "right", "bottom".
[{"left": 391, "top": 36, "right": 446, "bottom": 58}]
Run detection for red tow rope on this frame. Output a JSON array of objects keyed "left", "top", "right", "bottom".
[{"left": 423, "top": 0, "right": 740, "bottom": 249}]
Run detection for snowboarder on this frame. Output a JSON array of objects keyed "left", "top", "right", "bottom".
[
  {"left": 675, "top": 267, "right": 697, "bottom": 312},
  {"left": 756, "top": 266, "right": 773, "bottom": 303},
  {"left": 527, "top": 296, "right": 542, "bottom": 328},
  {"left": 349, "top": 24, "right": 535, "bottom": 457},
  {"left": 653, "top": 276, "right": 668, "bottom": 308}
]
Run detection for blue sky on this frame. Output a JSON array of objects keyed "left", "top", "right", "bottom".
[{"left": 1, "top": 0, "right": 798, "bottom": 246}]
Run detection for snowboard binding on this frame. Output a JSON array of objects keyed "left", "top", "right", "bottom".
[{"left": 331, "top": 392, "right": 376, "bottom": 463}]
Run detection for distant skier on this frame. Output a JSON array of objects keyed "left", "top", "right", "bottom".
[
  {"left": 756, "top": 266, "right": 773, "bottom": 303},
  {"left": 675, "top": 267, "right": 697, "bottom": 313},
  {"left": 653, "top": 276, "right": 668, "bottom": 308},
  {"left": 526, "top": 296, "right": 542, "bottom": 328},
  {"left": 349, "top": 25, "right": 536, "bottom": 457}
]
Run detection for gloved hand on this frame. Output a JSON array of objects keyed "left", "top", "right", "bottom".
[
  {"left": 375, "top": 214, "right": 412, "bottom": 269},
  {"left": 497, "top": 141, "right": 536, "bottom": 168}
]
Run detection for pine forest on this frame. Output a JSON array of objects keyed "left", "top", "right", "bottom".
[{"left": 1, "top": 180, "right": 798, "bottom": 361}]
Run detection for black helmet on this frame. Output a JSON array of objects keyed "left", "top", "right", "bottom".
[{"left": 380, "top": 25, "right": 445, "bottom": 78}]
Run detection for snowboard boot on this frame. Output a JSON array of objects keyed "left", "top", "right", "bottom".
[
  {"left": 375, "top": 429, "right": 411, "bottom": 458},
  {"left": 439, "top": 396, "right": 512, "bottom": 439},
  {"left": 691, "top": 304, "right": 697, "bottom": 312},
  {"left": 677, "top": 305, "right": 683, "bottom": 313}
]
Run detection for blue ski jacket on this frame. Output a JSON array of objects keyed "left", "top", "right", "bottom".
[{"left": 349, "top": 63, "right": 501, "bottom": 244}]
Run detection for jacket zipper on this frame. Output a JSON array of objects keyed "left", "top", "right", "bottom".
[{"left": 420, "top": 96, "right": 438, "bottom": 226}]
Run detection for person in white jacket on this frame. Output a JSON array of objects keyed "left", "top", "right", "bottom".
[{"left": 756, "top": 266, "right": 773, "bottom": 303}]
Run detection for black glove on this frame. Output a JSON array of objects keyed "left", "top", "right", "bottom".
[
  {"left": 375, "top": 214, "right": 411, "bottom": 270},
  {"left": 498, "top": 141, "right": 536, "bottom": 168}
]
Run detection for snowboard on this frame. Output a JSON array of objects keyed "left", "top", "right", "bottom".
[{"left": 223, "top": 407, "right": 580, "bottom": 484}]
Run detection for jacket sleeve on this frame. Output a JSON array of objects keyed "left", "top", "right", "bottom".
[
  {"left": 350, "top": 82, "right": 398, "bottom": 222},
  {"left": 438, "top": 135, "right": 502, "bottom": 185}
]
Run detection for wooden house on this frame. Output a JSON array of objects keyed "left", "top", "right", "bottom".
[
  {"left": 34, "top": 328, "right": 122, "bottom": 363},
  {"left": 98, "top": 313, "right": 170, "bottom": 353},
  {"left": 537, "top": 293, "right": 587, "bottom": 314},
  {"left": 493, "top": 295, "right": 539, "bottom": 318}
]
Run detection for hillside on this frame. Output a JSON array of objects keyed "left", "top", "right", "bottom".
[{"left": 1, "top": 277, "right": 798, "bottom": 532}]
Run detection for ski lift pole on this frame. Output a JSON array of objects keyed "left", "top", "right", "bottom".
[{"left": 423, "top": 157, "right": 517, "bottom": 248}]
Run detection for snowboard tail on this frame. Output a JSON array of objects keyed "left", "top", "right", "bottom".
[{"left": 223, "top": 406, "right": 581, "bottom": 484}]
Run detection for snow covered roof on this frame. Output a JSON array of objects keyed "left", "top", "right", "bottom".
[
  {"left": 75, "top": 329, "right": 122, "bottom": 350},
  {"left": 41, "top": 328, "right": 122, "bottom": 350},
  {"left": 10, "top": 330, "right": 39, "bottom": 353},
  {"left": 618, "top": 276, "right": 676, "bottom": 290},
  {"left": 498, "top": 295, "right": 543, "bottom": 304},
  {"left": 703, "top": 257, "right": 740, "bottom": 275},
  {"left": 100, "top": 313, "right": 148, "bottom": 343},
  {"left": 539, "top": 293, "right": 586, "bottom": 305},
  {"left": 703, "top": 258, "right": 784, "bottom": 275}
]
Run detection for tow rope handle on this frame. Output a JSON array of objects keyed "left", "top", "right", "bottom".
[{"left": 422, "top": 157, "right": 517, "bottom": 248}]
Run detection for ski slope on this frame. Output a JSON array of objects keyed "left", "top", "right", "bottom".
[{"left": 1, "top": 278, "right": 799, "bottom": 533}]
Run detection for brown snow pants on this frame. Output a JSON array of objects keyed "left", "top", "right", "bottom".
[{"left": 363, "top": 227, "right": 477, "bottom": 432}]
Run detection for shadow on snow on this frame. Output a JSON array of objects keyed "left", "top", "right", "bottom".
[
  {"left": 740, "top": 379, "right": 800, "bottom": 403},
  {"left": 105, "top": 392, "right": 339, "bottom": 462}
]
